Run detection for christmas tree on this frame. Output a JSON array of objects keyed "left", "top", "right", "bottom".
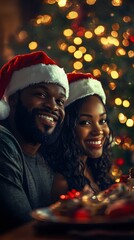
[{"left": 0, "top": 0, "right": 134, "bottom": 176}]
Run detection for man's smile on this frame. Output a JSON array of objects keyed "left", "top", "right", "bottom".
[{"left": 38, "top": 114, "right": 57, "bottom": 127}]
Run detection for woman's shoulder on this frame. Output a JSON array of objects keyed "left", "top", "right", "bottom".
[
  {"left": 53, "top": 173, "right": 69, "bottom": 189},
  {"left": 51, "top": 173, "right": 69, "bottom": 202}
]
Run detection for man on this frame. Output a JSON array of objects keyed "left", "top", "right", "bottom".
[{"left": 0, "top": 51, "right": 69, "bottom": 233}]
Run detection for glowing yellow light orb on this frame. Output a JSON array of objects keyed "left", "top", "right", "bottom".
[
  {"left": 118, "top": 113, "right": 127, "bottom": 124},
  {"left": 18, "top": 31, "right": 28, "bottom": 41},
  {"left": 112, "top": 0, "right": 122, "bottom": 7},
  {"left": 115, "top": 137, "right": 121, "bottom": 145},
  {"left": 66, "top": 11, "right": 78, "bottom": 19},
  {"left": 42, "top": 15, "right": 52, "bottom": 24},
  {"left": 84, "top": 54, "right": 93, "bottom": 62},
  {"left": 128, "top": 51, "right": 134, "bottom": 58},
  {"left": 68, "top": 45, "right": 76, "bottom": 53},
  {"left": 58, "top": 0, "right": 67, "bottom": 7},
  {"left": 111, "top": 71, "right": 119, "bottom": 79},
  {"left": 47, "top": 0, "right": 56, "bottom": 4},
  {"left": 73, "top": 61, "right": 83, "bottom": 70},
  {"left": 86, "top": 0, "right": 96, "bottom": 5},
  {"left": 109, "top": 82, "right": 116, "bottom": 90},
  {"left": 74, "top": 50, "right": 83, "bottom": 59},
  {"left": 84, "top": 31, "right": 93, "bottom": 39},
  {"left": 115, "top": 98, "right": 122, "bottom": 105},
  {"left": 94, "top": 25, "right": 105, "bottom": 36},
  {"left": 122, "top": 100, "right": 130, "bottom": 108},
  {"left": 29, "top": 42, "right": 38, "bottom": 50},
  {"left": 63, "top": 29, "right": 73, "bottom": 37},
  {"left": 100, "top": 37, "right": 108, "bottom": 45},
  {"left": 126, "top": 119, "right": 133, "bottom": 127},
  {"left": 79, "top": 46, "right": 87, "bottom": 53},
  {"left": 93, "top": 69, "right": 101, "bottom": 77},
  {"left": 73, "top": 37, "right": 82, "bottom": 45},
  {"left": 111, "top": 31, "right": 118, "bottom": 37},
  {"left": 123, "top": 16, "right": 131, "bottom": 23},
  {"left": 116, "top": 47, "right": 126, "bottom": 56}
]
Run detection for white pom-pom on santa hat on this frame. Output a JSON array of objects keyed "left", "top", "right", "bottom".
[
  {"left": 65, "top": 72, "right": 106, "bottom": 106},
  {"left": 0, "top": 100, "right": 10, "bottom": 120},
  {"left": 0, "top": 51, "right": 69, "bottom": 120}
]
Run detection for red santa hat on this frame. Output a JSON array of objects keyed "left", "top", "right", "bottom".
[
  {"left": 66, "top": 72, "right": 106, "bottom": 106},
  {"left": 0, "top": 51, "right": 69, "bottom": 120}
]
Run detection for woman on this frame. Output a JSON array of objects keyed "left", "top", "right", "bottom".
[{"left": 45, "top": 73, "right": 114, "bottom": 200}]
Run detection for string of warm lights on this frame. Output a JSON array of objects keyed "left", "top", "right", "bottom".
[{"left": 2, "top": 0, "right": 134, "bottom": 173}]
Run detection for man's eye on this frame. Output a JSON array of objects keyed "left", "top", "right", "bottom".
[
  {"left": 35, "top": 92, "right": 47, "bottom": 98},
  {"left": 57, "top": 99, "right": 65, "bottom": 106},
  {"left": 40, "top": 93, "right": 47, "bottom": 98}
]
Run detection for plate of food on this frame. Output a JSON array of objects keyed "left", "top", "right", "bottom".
[{"left": 31, "top": 183, "right": 134, "bottom": 232}]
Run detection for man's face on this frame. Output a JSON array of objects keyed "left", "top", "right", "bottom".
[{"left": 14, "top": 83, "right": 66, "bottom": 144}]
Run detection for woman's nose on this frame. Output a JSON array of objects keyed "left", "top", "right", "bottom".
[{"left": 91, "top": 125, "right": 103, "bottom": 135}]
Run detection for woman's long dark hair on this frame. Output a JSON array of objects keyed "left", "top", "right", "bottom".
[{"left": 44, "top": 95, "right": 114, "bottom": 191}]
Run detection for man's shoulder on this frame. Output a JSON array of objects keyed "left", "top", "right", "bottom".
[
  {"left": 0, "top": 124, "right": 11, "bottom": 134},
  {"left": 0, "top": 124, "right": 24, "bottom": 168},
  {"left": 0, "top": 124, "right": 22, "bottom": 154},
  {"left": 0, "top": 124, "right": 15, "bottom": 140}
]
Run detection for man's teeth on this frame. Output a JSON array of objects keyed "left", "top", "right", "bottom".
[
  {"left": 38, "top": 115, "right": 54, "bottom": 122},
  {"left": 88, "top": 140, "right": 101, "bottom": 145}
]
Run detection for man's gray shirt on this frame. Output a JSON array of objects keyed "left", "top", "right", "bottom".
[{"left": 0, "top": 125, "right": 54, "bottom": 232}]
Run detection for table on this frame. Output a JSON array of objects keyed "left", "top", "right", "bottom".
[
  {"left": 0, "top": 222, "right": 73, "bottom": 240},
  {"left": 0, "top": 220, "right": 134, "bottom": 240}
]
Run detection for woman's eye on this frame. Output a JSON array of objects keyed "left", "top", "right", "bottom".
[
  {"left": 79, "top": 120, "right": 91, "bottom": 125},
  {"left": 100, "top": 119, "right": 107, "bottom": 125}
]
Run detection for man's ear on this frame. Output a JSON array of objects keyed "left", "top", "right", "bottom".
[{"left": 8, "top": 92, "right": 19, "bottom": 108}]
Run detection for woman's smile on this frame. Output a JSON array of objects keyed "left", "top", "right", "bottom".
[{"left": 75, "top": 95, "right": 110, "bottom": 159}]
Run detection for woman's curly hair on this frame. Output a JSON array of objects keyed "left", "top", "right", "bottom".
[{"left": 44, "top": 96, "right": 114, "bottom": 191}]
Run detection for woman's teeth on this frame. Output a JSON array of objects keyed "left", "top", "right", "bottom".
[{"left": 87, "top": 140, "right": 102, "bottom": 145}]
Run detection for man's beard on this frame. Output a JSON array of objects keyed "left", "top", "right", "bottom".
[{"left": 15, "top": 97, "right": 63, "bottom": 145}]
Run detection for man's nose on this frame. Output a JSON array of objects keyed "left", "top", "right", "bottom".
[{"left": 43, "top": 97, "right": 58, "bottom": 111}]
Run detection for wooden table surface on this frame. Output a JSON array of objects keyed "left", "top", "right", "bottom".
[
  {"left": 0, "top": 222, "right": 72, "bottom": 240},
  {"left": 0, "top": 220, "right": 134, "bottom": 240}
]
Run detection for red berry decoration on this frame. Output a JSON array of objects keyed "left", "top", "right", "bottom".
[
  {"left": 106, "top": 201, "right": 134, "bottom": 218},
  {"left": 129, "top": 35, "right": 134, "bottom": 43},
  {"left": 73, "top": 208, "right": 91, "bottom": 221}
]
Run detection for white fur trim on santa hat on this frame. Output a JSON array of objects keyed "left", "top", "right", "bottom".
[
  {"left": 0, "top": 99, "right": 10, "bottom": 120},
  {"left": 65, "top": 78, "right": 106, "bottom": 106},
  {"left": 4, "top": 63, "right": 69, "bottom": 99}
]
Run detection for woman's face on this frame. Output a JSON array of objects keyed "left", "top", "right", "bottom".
[{"left": 74, "top": 95, "right": 110, "bottom": 159}]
